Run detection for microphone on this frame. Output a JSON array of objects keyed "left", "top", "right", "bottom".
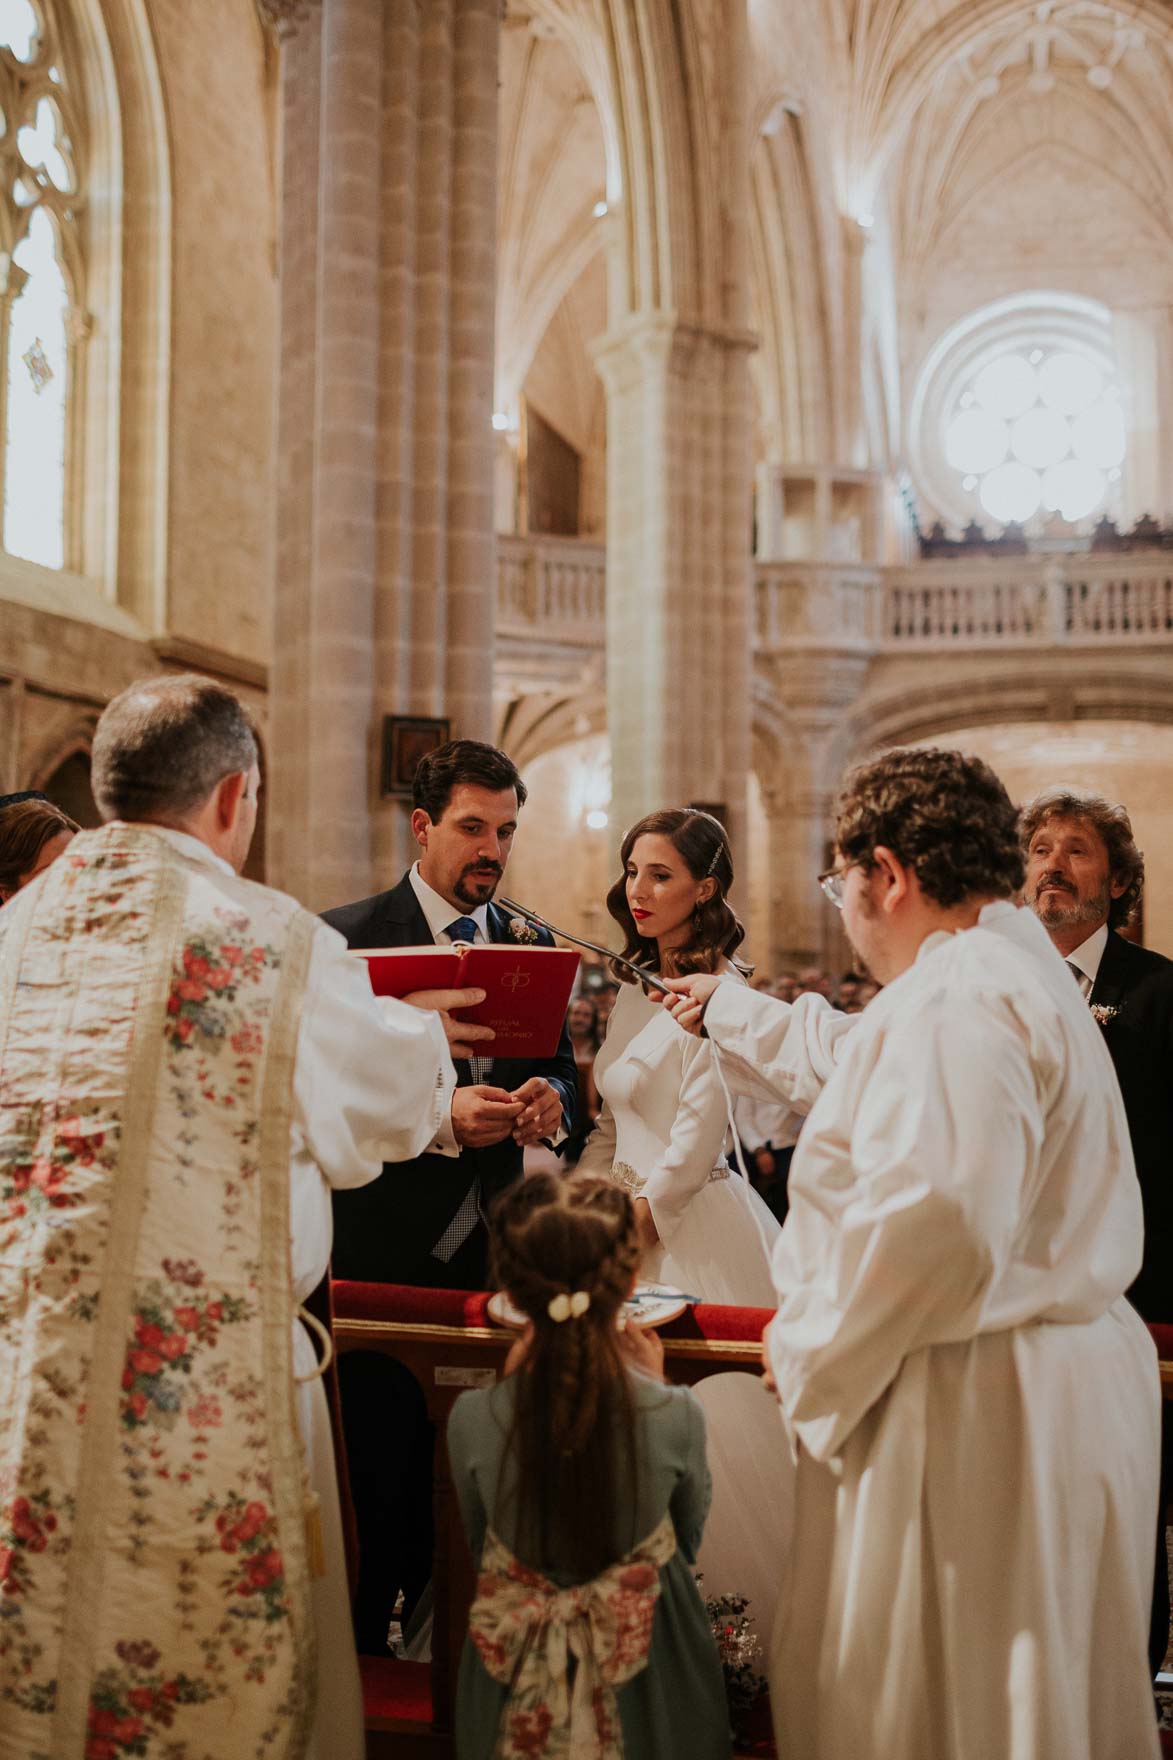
[{"left": 498, "top": 895, "right": 673, "bottom": 996}]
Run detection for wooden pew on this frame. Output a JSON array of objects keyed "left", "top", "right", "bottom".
[{"left": 333, "top": 1282, "right": 1173, "bottom": 1760}]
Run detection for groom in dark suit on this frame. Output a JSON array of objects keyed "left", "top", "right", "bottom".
[
  {"left": 1023, "top": 788, "right": 1173, "bottom": 1677},
  {"left": 323, "top": 736, "right": 576, "bottom": 1288},
  {"left": 322, "top": 738, "right": 577, "bottom": 1645}
]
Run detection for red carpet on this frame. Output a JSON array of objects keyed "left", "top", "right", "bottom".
[{"left": 360, "top": 1656, "right": 432, "bottom": 1728}]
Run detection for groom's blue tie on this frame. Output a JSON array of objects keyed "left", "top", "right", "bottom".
[
  {"left": 445, "top": 919, "right": 490, "bottom": 1079},
  {"left": 433, "top": 914, "right": 493, "bottom": 1265}
]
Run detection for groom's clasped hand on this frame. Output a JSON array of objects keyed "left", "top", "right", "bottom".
[
  {"left": 401, "top": 983, "right": 564, "bottom": 1146},
  {"left": 447, "top": 1079, "right": 564, "bottom": 1149}
]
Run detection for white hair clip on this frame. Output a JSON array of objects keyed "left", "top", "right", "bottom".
[{"left": 547, "top": 1289, "right": 591, "bottom": 1323}]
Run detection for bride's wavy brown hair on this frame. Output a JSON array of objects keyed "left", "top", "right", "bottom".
[
  {"left": 490, "top": 1173, "right": 643, "bottom": 1578},
  {"left": 606, "top": 807, "right": 746, "bottom": 982}
]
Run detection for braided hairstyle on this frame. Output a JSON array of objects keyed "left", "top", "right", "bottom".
[{"left": 489, "top": 1172, "right": 642, "bottom": 1578}]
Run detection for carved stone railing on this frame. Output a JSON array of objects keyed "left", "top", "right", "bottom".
[
  {"left": 752, "top": 561, "right": 882, "bottom": 653},
  {"left": 496, "top": 533, "right": 605, "bottom": 641},
  {"left": 1065, "top": 558, "right": 1173, "bottom": 640},
  {"left": 881, "top": 559, "right": 1051, "bottom": 648},
  {"left": 879, "top": 554, "right": 1173, "bottom": 651},
  {"left": 495, "top": 539, "right": 1173, "bottom": 661},
  {"left": 754, "top": 554, "right": 1173, "bottom": 653}
]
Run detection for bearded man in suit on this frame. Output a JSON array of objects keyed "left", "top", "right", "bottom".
[
  {"left": 322, "top": 737, "right": 577, "bottom": 1646},
  {"left": 1022, "top": 788, "right": 1172, "bottom": 1679}
]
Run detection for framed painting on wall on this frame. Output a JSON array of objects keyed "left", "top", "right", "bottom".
[{"left": 380, "top": 716, "right": 450, "bottom": 800}]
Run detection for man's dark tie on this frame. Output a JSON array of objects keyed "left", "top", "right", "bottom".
[
  {"left": 446, "top": 916, "right": 480, "bottom": 945},
  {"left": 1066, "top": 960, "right": 1090, "bottom": 998}
]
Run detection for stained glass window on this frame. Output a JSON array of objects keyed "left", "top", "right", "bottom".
[
  {"left": 0, "top": 0, "right": 83, "bottom": 570},
  {"left": 943, "top": 347, "right": 1124, "bottom": 528},
  {"left": 5, "top": 208, "right": 68, "bottom": 566}
]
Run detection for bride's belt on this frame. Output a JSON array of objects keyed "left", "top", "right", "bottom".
[{"left": 609, "top": 1160, "right": 729, "bottom": 1196}]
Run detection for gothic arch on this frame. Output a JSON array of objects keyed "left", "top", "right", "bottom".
[
  {"left": 750, "top": 110, "right": 834, "bottom": 464},
  {"left": 496, "top": 15, "right": 609, "bottom": 413},
  {"left": 25, "top": 706, "right": 100, "bottom": 820},
  {"left": 867, "top": 0, "right": 1173, "bottom": 187},
  {"left": 93, "top": 0, "right": 171, "bottom": 626},
  {"left": 525, "top": 0, "right": 742, "bottom": 329},
  {"left": 497, "top": 687, "right": 607, "bottom": 771},
  {"left": 839, "top": 659, "right": 1173, "bottom": 771}
]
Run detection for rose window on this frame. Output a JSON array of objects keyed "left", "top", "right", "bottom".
[{"left": 943, "top": 348, "right": 1124, "bottom": 527}]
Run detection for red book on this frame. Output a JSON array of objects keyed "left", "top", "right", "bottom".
[{"left": 355, "top": 944, "right": 580, "bottom": 1059}]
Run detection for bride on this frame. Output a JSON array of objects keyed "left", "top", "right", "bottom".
[{"left": 576, "top": 807, "right": 793, "bottom": 1634}]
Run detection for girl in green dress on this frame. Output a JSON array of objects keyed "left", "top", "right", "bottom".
[{"left": 449, "top": 1172, "right": 733, "bottom": 1759}]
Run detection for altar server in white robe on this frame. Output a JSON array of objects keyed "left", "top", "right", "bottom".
[
  {"left": 662, "top": 746, "right": 1161, "bottom": 1760},
  {"left": 0, "top": 675, "right": 491, "bottom": 1760}
]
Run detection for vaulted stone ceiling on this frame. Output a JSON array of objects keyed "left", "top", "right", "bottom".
[
  {"left": 497, "top": 4, "right": 609, "bottom": 419},
  {"left": 889, "top": 4, "right": 1173, "bottom": 316},
  {"left": 497, "top": 0, "right": 1173, "bottom": 477}
]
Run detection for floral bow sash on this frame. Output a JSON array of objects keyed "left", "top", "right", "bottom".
[{"left": 469, "top": 1512, "right": 677, "bottom": 1760}]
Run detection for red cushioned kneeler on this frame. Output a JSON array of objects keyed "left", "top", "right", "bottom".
[{"left": 360, "top": 1656, "right": 432, "bottom": 1727}]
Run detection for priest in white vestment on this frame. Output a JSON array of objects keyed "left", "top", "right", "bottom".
[
  {"left": 0, "top": 676, "right": 492, "bottom": 1760},
  {"left": 663, "top": 746, "right": 1162, "bottom": 1760}
]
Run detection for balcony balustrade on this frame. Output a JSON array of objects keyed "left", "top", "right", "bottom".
[{"left": 496, "top": 536, "right": 1173, "bottom": 660}]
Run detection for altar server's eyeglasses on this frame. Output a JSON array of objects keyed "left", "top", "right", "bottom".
[{"left": 817, "top": 865, "right": 853, "bottom": 909}]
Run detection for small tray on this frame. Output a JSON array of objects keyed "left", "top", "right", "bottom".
[{"left": 487, "top": 1282, "right": 689, "bottom": 1332}]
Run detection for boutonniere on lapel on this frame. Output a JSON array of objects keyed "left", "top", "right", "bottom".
[
  {"left": 508, "top": 915, "right": 539, "bottom": 945},
  {"left": 1089, "top": 1002, "right": 1119, "bottom": 1027}
]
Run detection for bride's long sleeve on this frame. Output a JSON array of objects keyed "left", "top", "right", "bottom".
[{"left": 640, "top": 1037, "right": 734, "bottom": 1247}]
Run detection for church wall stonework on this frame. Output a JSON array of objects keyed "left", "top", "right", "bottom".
[{"left": 145, "top": 0, "right": 277, "bottom": 664}]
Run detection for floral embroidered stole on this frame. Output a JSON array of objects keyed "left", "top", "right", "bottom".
[{"left": 0, "top": 824, "right": 316, "bottom": 1759}]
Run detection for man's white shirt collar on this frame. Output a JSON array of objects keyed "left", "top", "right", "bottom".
[
  {"left": 409, "top": 863, "right": 490, "bottom": 944},
  {"left": 1064, "top": 920, "right": 1109, "bottom": 989}
]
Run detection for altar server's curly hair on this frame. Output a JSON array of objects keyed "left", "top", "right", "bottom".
[
  {"left": 606, "top": 807, "right": 745, "bottom": 982},
  {"left": 1019, "top": 789, "right": 1144, "bottom": 930},
  {"left": 836, "top": 746, "right": 1025, "bottom": 906},
  {"left": 489, "top": 1172, "right": 644, "bottom": 1579}
]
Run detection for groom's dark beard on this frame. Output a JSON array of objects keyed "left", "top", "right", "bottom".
[{"left": 454, "top": 860, "right": 503, "bottom": 907}]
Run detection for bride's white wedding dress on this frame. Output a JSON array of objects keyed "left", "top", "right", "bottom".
[{"left": 576, "top": 966, "right": 794, "bottom": 1639}]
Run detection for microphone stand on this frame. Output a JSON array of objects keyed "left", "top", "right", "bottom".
[{"left": 498, "top": 895, "right": 673, "bottom": 996}]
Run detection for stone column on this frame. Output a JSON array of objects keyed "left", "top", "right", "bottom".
[
  {"left": 594, "top": 316, "right": 755, "bottom": 862},
  {"left": 755, "top": 459, "right": 786, "bottom": 558},
  {"left": 762, "top": 755, "right": 834, "bottom": 971},
  {"left": 757, "top": 644, "right": 873, "bottom": 969},
  {"left": 1113, "top": 304, "right": 1173, "bottom": 526},
  {"left": 269, "top": 0, "right": 499, "bottom": 905},
  {"left": 838, "top": 217, "right": 868, "bottom": 472}
]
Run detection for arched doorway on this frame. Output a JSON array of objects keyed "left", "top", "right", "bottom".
[{"left": 40, "top": 748, "right": 100, "bottom": 827}]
